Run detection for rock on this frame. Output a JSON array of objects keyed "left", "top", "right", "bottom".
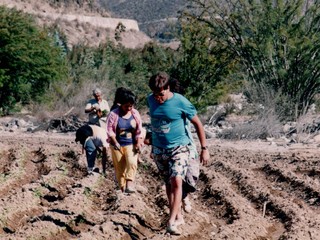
[
  {"left": 136, "top": 185, "right": 148, "bottom": 194},
  {"left": 205, "top": 130, "right": 216, "bottom": 139},
  {"left": 17, "top": 119, "right": 27, "bottom": 127},
  {"left": 313, "top": 134, "right": 320, "bottom": 143}
]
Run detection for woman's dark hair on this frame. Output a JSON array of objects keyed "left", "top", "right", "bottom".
[
  {"left": 119, "top": 88, "right": 136, "bottom": 105},
  {"left": 111, "top": 87, "right": 127, "bottom": 111},
  {"left": 111, "top": 87, "right": 136, "bottom": 110},
  {"left": 169, "top": 77, "right": 185, "bottom": 95},
  {"left": 149, "top": 72, "right": 170, "bottom": 91}
]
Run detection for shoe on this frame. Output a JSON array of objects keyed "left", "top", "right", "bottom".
[
  {"left": 88, "top": 172, "right": 99, "bottom": 176},
  {"left": 175, "top": 218, "right": 185, "bottom": 226},
  {"left": 166, "top": 223, "right": 181, "bottom": 235},
  {"left": 125, "top": 180, "right": 135, "bottom": 193},
  {"left": 183, "top": 197, "right": 192, "bottom": 213},
  {"left": 87, "top": 168, "right": 99, "bottom": 176},
  {"left": 125, "top": 188, "right": 136, "bottom": 194}
]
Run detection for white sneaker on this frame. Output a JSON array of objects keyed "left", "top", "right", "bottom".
[
  {"left": 183, "top": 197, "right": 192, "bottom": 213},
  {"left": 87, "top": 168, "right": 99, "bottom": 176},
  {"left": 166, "top": 223, "right": 181, "bottom": 235}
]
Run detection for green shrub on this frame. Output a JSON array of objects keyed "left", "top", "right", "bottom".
[
  {"left": 183, "top": 0, "right": 320, "bottom": 119},
  {"left": 0, "top": 6, "right": 68, "bottom": 115}
]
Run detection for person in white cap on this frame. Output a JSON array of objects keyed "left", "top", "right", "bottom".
[{"left": 85, "top": 88, "right": 110, "bottom": 129}]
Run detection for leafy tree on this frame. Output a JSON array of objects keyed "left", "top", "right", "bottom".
[
  {"left": 105, "top": 43, "right": 177, "bottom": 108},
  {"left": 66, "top": 41, "right": 177, "bottom": 110},
  {"left": 140, "top": 42, "right": 178, "bottom": 76},
  {"left": 175, "top": 10, "right": 237, "bottom": 110},
  {"left": 183, "top": 0, "right": 320, "bottom": 119},
  {"left": 0, "top": 6, "right": 68, "bottom": 115}
]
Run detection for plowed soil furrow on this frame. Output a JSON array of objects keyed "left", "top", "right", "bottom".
[
  {"left": 0, "top": 191, "right": 45, "bottom": 234},
  {"left": 201, "top": 174, "right": 282, "bottom": 239},
  {"left": 12, "top": 176, "right": 111, "bottom": 238},
  {"left": 213, "top": 160, "right": 293, "bottom": 226},
  {"left": 1, "top": 133, "right": 320, "bottom": 239},
  {"left": 0, "top": 148, "right": 42, "bottom": 197},
  {"left": 212, "top": 157, "right": 320, "bottom": 239},
  {"left": 261, "top": 164, "right": 320, "bottom": 207}
]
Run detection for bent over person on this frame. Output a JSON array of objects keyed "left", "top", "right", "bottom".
[
  {"left": 85, "top": 88, "right": 110, "bottom": 129},
  {"left": 75, "top": 124, "right": 108, "bottom": 175},
  {"left": 147, "top": 72, "right": 209, "bottom": 235}
]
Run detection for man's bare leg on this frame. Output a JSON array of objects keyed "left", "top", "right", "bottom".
[{"left": 168, "top": 176, "right": 183, "bottom": 225}]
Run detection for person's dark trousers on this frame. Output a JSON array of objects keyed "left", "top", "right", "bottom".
[{"left": 84, "top": 138, "right": 97, "bottom": 171}]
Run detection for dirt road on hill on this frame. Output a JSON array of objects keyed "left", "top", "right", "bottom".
[{"left": 0, "top": 130, "right": 319, "bottom": 240}]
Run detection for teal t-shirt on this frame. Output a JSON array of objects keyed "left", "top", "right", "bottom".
[{"left": 147, "top": 93, "right": 197, "bottom": 149}]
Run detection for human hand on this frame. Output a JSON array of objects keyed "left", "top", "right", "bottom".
[
  {"left": 200, "top": 149, "right": 210, "bottom": 166},
  {"left": 114, "top": 142, "right": 121, "bottom": 150},
  {"left": 97, "top": 109, "right": 103, "bottom": 118},
  {"left": 135, "top": 138, "right": 144, "bottom": 153},
  {"left": 92, "top": 103, "right": 100, "bottom": 110},
  {"left": 144, "top": 132, "right": 152, "bottom": 145}
]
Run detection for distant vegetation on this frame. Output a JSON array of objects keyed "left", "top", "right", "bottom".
[
  {"left": 2, "top": 0, "right": 320, "bottom": 126},
  {"left": 98, "top": 0, "right": 185, "bottom": 39}
]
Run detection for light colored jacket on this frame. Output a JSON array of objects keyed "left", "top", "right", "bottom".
[
  {"left": 85, "top": 99, "right": 110, "bottom": 124},
  {"left": 106, "top": 107, "right": 143, "bottom": 143},
  {"left": 89, "top": 125, "right": 109, "bottom": 148}
]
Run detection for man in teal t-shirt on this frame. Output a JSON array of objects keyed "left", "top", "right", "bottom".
[
  {"left": 148, "top": 92, "right": 196, "bottom": 148},
  {"left": 147, "top": 72, "right": 209, "bottom": 235}
]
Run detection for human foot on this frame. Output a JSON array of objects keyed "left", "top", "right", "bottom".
[{"left": 166, "top": 223, "right": 181, "bottom": 235}]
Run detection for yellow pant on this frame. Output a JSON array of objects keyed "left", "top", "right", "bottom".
[{"left": 110, "top": 145, "right": 138, "bottom": 189}]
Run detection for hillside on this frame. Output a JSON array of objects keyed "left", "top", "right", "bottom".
[
  {"left": 100, "top": 0, "right": 186, "bottom": 39},
  {"left": 0, "top": 0, "right": 152, "bottom": 48}
]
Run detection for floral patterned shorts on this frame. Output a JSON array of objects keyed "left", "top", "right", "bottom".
[{"left": 152, "top": 145, "right": 189, "bottom": 184}]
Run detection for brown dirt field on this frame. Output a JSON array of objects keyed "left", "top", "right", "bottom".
[{"left": 0, "top": 130, "right": 319, "bottom": 240}]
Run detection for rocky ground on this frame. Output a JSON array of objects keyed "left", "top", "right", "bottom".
[{"left": 0, "top": 116, "right": 319, "bottom": 240}]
